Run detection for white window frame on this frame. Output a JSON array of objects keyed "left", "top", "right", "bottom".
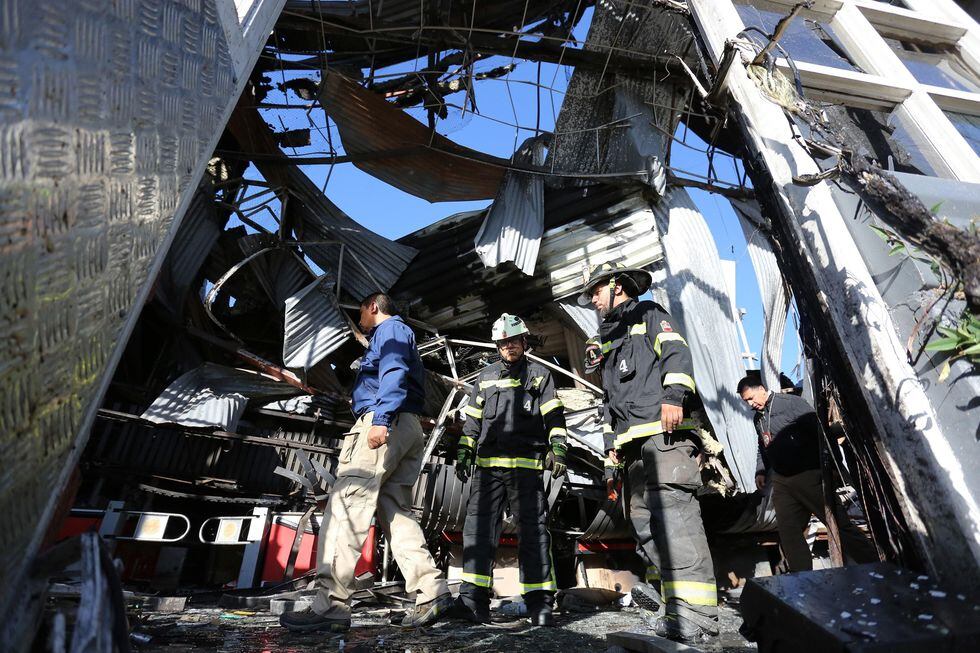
[{"left": 745, "top": 0, "right": 980, "bottom": 181}]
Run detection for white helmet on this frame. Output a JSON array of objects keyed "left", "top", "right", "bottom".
[{"left": 491, "top": 313, "right": 530, "bottom": 342}]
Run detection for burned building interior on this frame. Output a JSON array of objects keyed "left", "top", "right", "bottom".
[{"left": 1, "top": 0, "right": 979, "bottom": 651}]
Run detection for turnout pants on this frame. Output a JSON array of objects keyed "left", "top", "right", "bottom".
[
  {"left": 623, "top": 434, "right": 718, "bottom": 631},
  {"left": 459, "top": 467, "right": 555, "bottom": 615},
  {"left": 312, "top": 412, "right": 448, "bottom": 618},
  {"left": 772, "top": 468, "right": 878, "bottom": 572}
]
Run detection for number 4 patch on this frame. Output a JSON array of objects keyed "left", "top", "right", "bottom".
[{"left": 619, "top": 359, "right": 629, "bottom": 374}]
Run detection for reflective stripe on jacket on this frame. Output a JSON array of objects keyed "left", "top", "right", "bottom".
[
  {"left": 460, "top": 358, "right": 567, "bottom": 466},
  {"left": 599, "top": 299, "right": 696, "bottom": 452}
]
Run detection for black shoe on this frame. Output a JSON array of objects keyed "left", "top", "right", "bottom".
[
  {"left": 630, "top": 582, "right": 664, "bottom": 614},
  {"left": 452, "top": 596, "right": 491, "bottom": 624},
  {"left": 528, "top": 606, "right": 554, "bottom": 627},
  {"left": 400, "top": 593, "right": 455, "bottom": 628},
  {"left": 279, "top": 608, "right": 350, "bottom": 633},
  {"left": 650, "top": 614, "right": 708, "bottom": 644}
]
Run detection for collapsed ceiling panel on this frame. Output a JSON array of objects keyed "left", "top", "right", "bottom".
[
  {"left": 318, "top": 71, "right": 508, "bottom": 202},
  {"left": 236, "top": 234, "right": 316, "bottom": 309},
  {"left": 474, "top": 137, "right": 547, "bottom": 275},
  {"left": 282, "top": 273, "right": 353, "bottom": 370},
  {"left": 652, "top": 187, "right": 759, "bottom": 492},
  {"left": 141, "top": 363, "right": 302, "bottom": 431},
  {"left": 731, "top": 199, "right": 791, "bottom": 392},
  {"left": 392, "top": 184, "right": 664, "bottom": 331},
  {"left": 227, "top": 101, "right": 419, "bottom": 301}
]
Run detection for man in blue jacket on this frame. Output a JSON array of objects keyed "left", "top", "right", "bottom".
[{"left": 281, "top": 293, "right": 453, "bottom": 632}]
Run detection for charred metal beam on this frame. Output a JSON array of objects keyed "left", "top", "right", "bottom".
[
  {"left": 272, "top": 26, "right": 693, "bottom": 81},
  {"left": 95, "top": 408, "right": 342, "bottom": 457}
]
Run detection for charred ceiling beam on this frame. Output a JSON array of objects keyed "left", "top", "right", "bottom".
[
  {"left": 269, "top": 25, "right": 693, "bottom": 82},
  {"left": 96, "top": 408, "right": 341, "bottom": 456}
]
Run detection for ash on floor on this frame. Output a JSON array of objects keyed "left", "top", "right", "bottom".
[{"left": 132, "top": 599, "right": 756, "bottom": 653}]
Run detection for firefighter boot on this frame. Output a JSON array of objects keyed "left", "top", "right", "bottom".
[
  {"left": 528, "top": 603, "right": 554, "bottom": 627},
  {"left": 630, "top": 582, "right": 664, "bottom": 614},
  {"left": 649, "top": 614, "right": 710, "bottom": 644},
  {"left": 452, "top": 595, "right": 490, "bottom": 624},
  {"left": 525, "top": 591, "right": 555, "bottom": 627}
]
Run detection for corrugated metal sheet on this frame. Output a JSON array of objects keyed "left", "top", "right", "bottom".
[
  {"left": 650, "top": 187, "right": 758, "bottom": 492},
  {"left": 318, "top": 71, "right": 507, "bottom": 202},
  {"left": 156, "top": 183, "right": 227, "bottom": 315},
  {"left": 141, "top": 364, "right": 302, "bottom": 431},
  {"left": 392, "top": 184, "right": 664, "bottom": 332},
  {"left": 283, "top": 273, "right": 352, "bottom": 370},
  {"left": 552, "top": 298, "right": 601, "bottom": 339},
  {"left": 237, "top": 234, "right": 315, "bottom": 309},
  {"left": 89, "top": 402, "right": 345, "bottom": 499},
  {"left": 474, "top": 138, "right": 546, "bottom": 275},
  {"left": 228, "top": 103, "right": 418, "bottom": 302},
  {"left": 731, "top": 199, "right": 790, "bottom": 391}
]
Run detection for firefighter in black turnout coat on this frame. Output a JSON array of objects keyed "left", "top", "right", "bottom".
[
  {"left": 454, "top": 314, "right": 568, "bottom": 626},
  {"left": 579, "top": 263, "right": 718, "bottom": 643}
]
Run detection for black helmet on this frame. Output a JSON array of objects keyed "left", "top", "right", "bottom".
[{"left": 576, "top": 262, "right": 653, "bottom": 306}]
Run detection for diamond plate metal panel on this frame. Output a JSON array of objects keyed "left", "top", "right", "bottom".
[{"left": 0, "top": 0, "right": 281, "bottom": 620}]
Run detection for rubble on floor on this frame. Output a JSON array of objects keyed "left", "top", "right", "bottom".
[{"left": 131, "top": 596, "right": 754, "bottom": 653}]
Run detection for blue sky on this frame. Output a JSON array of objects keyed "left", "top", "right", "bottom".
[{"left": 244, "top": 8, "right": 802, "bottom": 380}]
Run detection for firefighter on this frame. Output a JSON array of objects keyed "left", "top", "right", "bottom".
[
  {"left": 578, "top": 263, "right": 719, "bottom": 643},
  {"left": 454, "top": 313, "right": 567, "bottom": 626},
  {"left": 586, "top": 339, "right": 666, "bottom": 614}
]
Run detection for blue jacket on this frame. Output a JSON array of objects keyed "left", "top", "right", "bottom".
[{"left": 351, "top": 316, "right": 426, "bottom": 426}]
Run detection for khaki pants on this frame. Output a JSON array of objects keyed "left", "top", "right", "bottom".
[
  {"left": 312, "top": 412, "right": 448, "bottom": 617},
  {"left": 772, "top": 469, "right": 878, "bottom": 572}
]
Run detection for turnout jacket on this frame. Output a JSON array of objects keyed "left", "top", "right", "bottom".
[
  {"left": 460, "top": 358, "right": 567, "bottom": 469},
  {"left": 599, "top": 299, "right": 697, "bottom": 453}
]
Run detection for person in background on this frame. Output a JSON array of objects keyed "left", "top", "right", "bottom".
[{"left": 737, "top": 376, "right": 878, "bottom": 572}]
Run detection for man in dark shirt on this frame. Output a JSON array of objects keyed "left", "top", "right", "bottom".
[
  {"left": 737, "top": 376, "right": 877, "bottom": 572},
  {"left": 281, "top": 293, "right": 452, "bottom": 632}
]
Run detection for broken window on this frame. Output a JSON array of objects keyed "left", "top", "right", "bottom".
[
  {"left": 734, "top": 1, "right": 862, "bottom": 72},
  {"left": 944, "top": 110, "right": 980, "bottom": 156},
  {"left": 881, "top": 36, "right": 980, "bottom": 92},
  {"left": 819, "top": 105, "right": 940, "bottom": 176}
]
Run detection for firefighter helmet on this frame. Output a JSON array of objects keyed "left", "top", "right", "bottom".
[
  {"left": 491, "top": 313, "right": 530, "bottom": 342},
  {"left": 584, "top": 337, "right": 603, "bottom": 374},
  {"left": 576, "top": 262, "right": 653, "bottom": 306}
]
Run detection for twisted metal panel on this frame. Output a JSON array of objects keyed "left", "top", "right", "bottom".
[
  {"left": 651, "top": 187, "right": 759, "bottom": 492},
  {"left": 731, "top": 199, "right": 790, "bottom": 391},
  {"left": 282, "top": 273, "right": 352, "bottom": 370}
]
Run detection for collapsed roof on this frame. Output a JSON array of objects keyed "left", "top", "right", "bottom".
[{"left": 2, "top": 0, "right": 980, "bottom": 639}]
